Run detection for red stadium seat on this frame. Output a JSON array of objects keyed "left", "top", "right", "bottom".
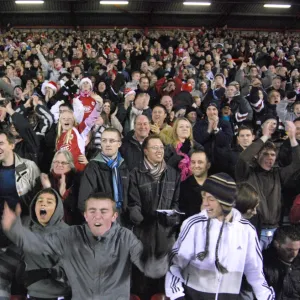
[
  {"left": 130, "top": 295, "right": 141, "bottom": 300},
  {"left": 151, "top": 293, "right": 170, "bottom": 300}
]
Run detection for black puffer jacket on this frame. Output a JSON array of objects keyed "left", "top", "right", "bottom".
[
  {"left": 128, "top": 164, "right": 180, "bottom": 258},
  {"left": 263, "top": 245, "right": 300, "bottom": 300},
  {"left": 120, "top": 131, "right": 144, "bottom": 171}
]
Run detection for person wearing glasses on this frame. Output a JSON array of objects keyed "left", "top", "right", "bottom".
[
  {"left": 78, "top": 128, "right": 129, "bottom": 225},
  {"left": 128, "top": 135, "right": 181, "bottom": 300},
  {"left": 40, "top": 150, "right": 82, "bottom": 225}
]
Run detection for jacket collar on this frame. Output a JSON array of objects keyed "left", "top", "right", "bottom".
[{"left": 84, "top": 221, "right": 119, "bottom": 246}]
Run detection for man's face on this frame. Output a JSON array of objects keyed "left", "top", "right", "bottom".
[
  {"left": 73, "top": 66, "right": 81, "bottom": 76},
  {"left": 201, "top": 191, "right": 223, "bottom": 220},
  {"left": 275, "top": 237, "right": 300, "bottom": 263},
  {"left": 132, "top": 72, "right": 141, "bottom": 82},
  {"left": 294, "top": 106, "right": 300, "bottom": 119},
  {"left": 295, "top": 121, "right": 300, "bottom": 140},
  {"left": 160, "top": 96, "right": 173, "bottom": 112},
  {"left": 35, "top": 192, "right": 57, "bottom": 227},
  {"left": 101, "top": 131, "right": 121, "bottom": 157},
  {"left": 258, "top": 148, "right": 276, "bottom": 171},
  {"left": 206, "top": 106, "right": 218, "bottom": 119},
  {"left": 187, "top": 111, "right": 197, "bottom": 123},
  {"left": 0, "top": 134, "right": 14, "bottom": 163},
  {"left": 187, "top": 78, "right": 195, "bottom": 89},
  {"left": 54, "top": 58, "right": 62, "bottom": 69},
  {"left": 237, "top": 129, "right": 254, "bottom": 149},
  {"left": 272, "top": 78, "right": 281, "bottom": 90},
  {"left": 225, "top": 86, "right": 237, "bottom": 98},
  {"left": 214, "top": 75, "right": 223, "bottom": 86},
  {"left": 14, "top": 87, "right": 23, "bottom": 98},
  {"left": 250, "top": 67, "right": 258, "bottom": 77},
  {"left": 190, "top": 152, "right": 210, "bottom": 178},
  {"left": 134, "top": 115, "right": 150, "bottom": 140},
  {"left": 269, "top": 91, "right": 281, "bottom": 105},
  {"left": 84, "top": 198, "right": 118, "bottom": 236},
  {"left": 140, "top": 78, "right": 149, "bottom": 91},
  {"left": 144, "top": 138, "right": 164, "bottom": 165}
]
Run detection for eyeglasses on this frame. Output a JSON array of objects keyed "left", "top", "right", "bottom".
[
  {"left": 53, "top": 161, "right": 70, "bottom": 166},
  {"left": 101, "top": 139, "right": 120, "bottom": 144},
  {"left": 148, "top": 146, "right": 164, "bottom": 151}
]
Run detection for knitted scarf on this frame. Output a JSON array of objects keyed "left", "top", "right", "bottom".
[
  {"left": 144, "top": 157, "right": 166, "bottom": 181},
  {"left": 79, "top": 90, "right": 91, "bottom": 98},
  {"left": 176, "top": 142, "right": 192, "bottom": 181},
  {"left": 101, "top": 152, "right": 123, "bottom": 209}
]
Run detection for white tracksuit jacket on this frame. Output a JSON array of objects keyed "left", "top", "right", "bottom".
[{"left": 165, "top": 209, "right": 275, "bottom": 300}]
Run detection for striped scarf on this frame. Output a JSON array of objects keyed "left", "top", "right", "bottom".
[
  {"left": 144, "top": 157, "right": 166, "bottom": 181},
  {"left": 101, "top": 152, "right": 123, "bottom": 209}
]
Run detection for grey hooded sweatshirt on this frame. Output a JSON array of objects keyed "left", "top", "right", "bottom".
[
  {"left": 22, "top": 188, "right": 70, "bottom": 298},
  {"left": 5, "top": 214, "right": 168, "bottom": 300}
]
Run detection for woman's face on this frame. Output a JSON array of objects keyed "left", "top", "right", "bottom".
[
  {"left": 98, "top": 82, "right": 106, "bottom": 93},
  {"left": 103, "top": 102, "right": 111, "bottom": 115},
  {"left": 60, "top": 111, "right": 75, "bottom": 132},
  {"left": 33, "top": 60, "right": 39, "bottom": 68},
  {"left": 152, "top": 107, "right": 167, "bottom": 125},
  {"left": 53, "top": 153, "right": 72, "bottom": 175},
  {"left": 176, "top": 120, "right": 191, "bottom": 140}
]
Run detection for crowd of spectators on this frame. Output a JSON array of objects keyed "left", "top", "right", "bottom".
[{"left": 0, "top": 25, "right": 300, "bottom": 300}]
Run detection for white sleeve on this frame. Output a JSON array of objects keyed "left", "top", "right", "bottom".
[
  {"left": 165, "top": 217, "right": 198, "bottom": 300},
  {"left": 50, "top": 100, "right": 64, "bottom": 124},
  {"left": 72, "top": 97, "right": 84, "bottom": 124},
  {"left": 244, "top": 227, "right": 275, "bottom": 300}
]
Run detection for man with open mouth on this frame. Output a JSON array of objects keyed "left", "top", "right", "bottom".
[
  {"left": 2, "top": 192, "right": 168, "bottom": 300},
  {"left": 236, "top": 120, "right": 300, "bottom": 250}
]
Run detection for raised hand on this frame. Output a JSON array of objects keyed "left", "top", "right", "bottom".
[{"left": 2, "top": 202, "right": 21, "bottom": 231}]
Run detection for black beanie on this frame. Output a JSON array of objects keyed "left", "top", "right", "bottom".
[{"left": 202, "top": 173, "right": 236, "bottom": 208}]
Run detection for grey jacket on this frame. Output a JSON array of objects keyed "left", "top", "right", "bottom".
[
  {"left": 22, "top": 188, "right": 69, "bottom": 298},
  {"left": 5, "top": 219, "right": 166, "bottom": 300}
]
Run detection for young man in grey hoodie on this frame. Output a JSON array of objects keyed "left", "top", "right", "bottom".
[
  {"left": 2, "top": 192, "right": 168, "bottom": 300},
  {"left": 21, "top": 188, "right": 71, "bottom": 300}
]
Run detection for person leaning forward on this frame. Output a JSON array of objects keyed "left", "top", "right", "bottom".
[{"left": 2, "top": 192, "right": 168, "bottom": 300}]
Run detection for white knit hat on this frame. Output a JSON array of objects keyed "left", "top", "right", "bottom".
[{"left": 79, "top": 77, "right": 93, "bottom": 89}]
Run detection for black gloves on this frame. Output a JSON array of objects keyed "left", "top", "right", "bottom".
[{"left": 180, "top": 139, "right": 191, "bottom": 155}]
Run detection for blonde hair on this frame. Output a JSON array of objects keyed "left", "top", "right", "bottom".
[
  {"left": 56, "top": 112, "right": 78, "bottom": 148},
  {"left": 171, "top": 117, "right": 194, "bottom": 147}
]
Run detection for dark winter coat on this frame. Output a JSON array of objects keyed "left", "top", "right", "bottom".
[
  {"left": 263, "top": 245, "right": 300, "bottom": 300},
  {"left": 128, "top": 164, "right": 180, "bottom": 258}
]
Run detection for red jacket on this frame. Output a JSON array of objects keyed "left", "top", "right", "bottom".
[{"left": 56, "top": 128, "right": 86, "bottom": 172}]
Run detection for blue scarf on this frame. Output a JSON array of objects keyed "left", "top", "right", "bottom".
[{"left": 101, "top": 152, "right": 123, "bottom": 209}]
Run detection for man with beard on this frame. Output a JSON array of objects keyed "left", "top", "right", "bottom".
[
  {"left": 179, "top": 150, "right": 211, "bottom": 218},
  {"left": 236, "top": 120, "right": 300, "bottom": 250}
]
